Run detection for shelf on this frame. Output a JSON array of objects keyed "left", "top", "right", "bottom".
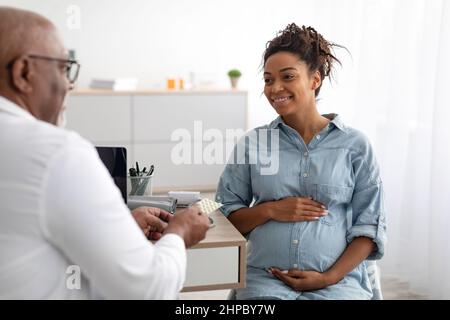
[{"left": 70, "top": 88, "right": 247, "bottom": 96}]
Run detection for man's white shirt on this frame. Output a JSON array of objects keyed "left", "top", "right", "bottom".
[{"left": 0, "top": 96, "right": 186, "bottom": 299}]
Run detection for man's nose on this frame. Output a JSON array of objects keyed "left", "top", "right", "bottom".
[{"left": 68, "top": 82, "right": 75, "bottom": 91}]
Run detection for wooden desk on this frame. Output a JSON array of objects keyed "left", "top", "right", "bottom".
[{"left": 182, "top": 210, "right": 247, "bottom": 292}]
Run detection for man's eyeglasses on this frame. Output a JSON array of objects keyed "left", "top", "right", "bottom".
[{"left": 7, "top": 54, "right": 81, "bottom": 84}]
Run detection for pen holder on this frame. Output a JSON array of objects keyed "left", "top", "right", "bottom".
[{"left": 127, "top": 174, "right": 153, "bottom": 196}]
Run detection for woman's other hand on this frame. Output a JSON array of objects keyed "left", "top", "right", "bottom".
[{"left": 269, "top": 267, "right": 334, "bottom": 291}]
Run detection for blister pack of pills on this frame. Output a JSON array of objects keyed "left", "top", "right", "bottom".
[{"left": 196, "top": 198, "right": 223, "bottom": 215}]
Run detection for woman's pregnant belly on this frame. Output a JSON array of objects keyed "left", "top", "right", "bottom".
[{"left": 247, "top": 217, "right": 348, "bottom": 272}]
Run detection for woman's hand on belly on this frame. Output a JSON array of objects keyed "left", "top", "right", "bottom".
[
  {"left": 268, "top": 268, "right": 333, "bottom": 291},
  {"left": 228, "top": 197, "right": 327, "bottom": 235},
  {"left": 265, "top": 197, "right": 328, "bottom": 222}
]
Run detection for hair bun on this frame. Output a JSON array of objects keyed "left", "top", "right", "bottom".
[{"left": 264, "top": 23, "right": 346, "bottom": 97}]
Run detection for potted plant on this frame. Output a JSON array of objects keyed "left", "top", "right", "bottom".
[{"left": 227, "top": 69, "right": 242, "bottom": 89}]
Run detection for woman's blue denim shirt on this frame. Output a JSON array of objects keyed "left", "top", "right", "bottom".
[{"left": 216, "top": 114, "right": 387, "bottom": 299}]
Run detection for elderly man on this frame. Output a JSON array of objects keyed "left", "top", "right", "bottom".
[{"left": 0, "top": 7, "right": 210, "bottom": 299}]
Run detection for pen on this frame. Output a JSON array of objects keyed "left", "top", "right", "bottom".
[{"left": 147, "top": 165, "right": 154, "bottom": 176}]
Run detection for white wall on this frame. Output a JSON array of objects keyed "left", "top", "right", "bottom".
[
  {"left": 0, "top": 0, "right": 433, "bottom": 139},
  {"left": 0, "top": 0, "right": 363, "bottom": 128}
]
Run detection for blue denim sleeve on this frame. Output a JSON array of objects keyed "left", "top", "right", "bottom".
[
  {"left": 215, "top": 162, "right": 253, "bottom": 218},
  {"left": 346, "top": 138, "right": 387, "bottom": 260}
]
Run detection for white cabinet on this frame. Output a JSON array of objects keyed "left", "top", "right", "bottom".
[
  {"left": 182, "top": 210, "right": 246, "bottom": 292},
  {"left": 65, "top": 90, "right": 247, "bottom": 191},
  {"left": 133, "top": 95, "right": 247, "bottom": 141},
  {"left": 134, "top": 142, "right": 227, "bottom": 189},
  {"left": 184, "top": 247, "right": 239, "bottom": 288},
  {"left": 66, "top": 95, "right": 132, "bottom": 142}
]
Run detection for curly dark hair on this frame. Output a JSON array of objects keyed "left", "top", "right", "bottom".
[{"left": 263, "top": 23, "right": 345, "bottom": 97}]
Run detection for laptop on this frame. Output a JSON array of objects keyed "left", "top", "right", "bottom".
[{"left": 95, "top": 146, "right": 127, "bottom": 203}]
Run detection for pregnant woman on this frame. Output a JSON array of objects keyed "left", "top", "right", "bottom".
[{"left": 216, "top": 23, "right": 386, "bottom": 300}]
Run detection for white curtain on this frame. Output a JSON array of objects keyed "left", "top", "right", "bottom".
[
  {"left": 248, "top": 0, "right": 450, "bottom": 298},
  {"left": 316, "top": 0, "right": 450, "bottom": 299}
]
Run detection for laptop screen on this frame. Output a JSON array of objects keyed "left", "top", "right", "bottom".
[{"left": 95, "top": 146, "right": 127, "bottom": 203}]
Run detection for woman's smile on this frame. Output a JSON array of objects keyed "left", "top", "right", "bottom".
[{"left": 271, "top": 95, "right": 293, "bottom": 108}]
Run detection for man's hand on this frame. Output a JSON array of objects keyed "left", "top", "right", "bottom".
[
  {"left": 269, "top": 267, "right": 333, "bottom": 291},
  {"left": 131, "top": 207, "right": 172, "bottom": 240},
  {"left": 163, "top": 205, "right": 210, "bottom": 248}
]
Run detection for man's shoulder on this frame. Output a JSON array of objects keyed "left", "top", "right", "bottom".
[{"left": 28, "top": 120, "right": 95, "bottom": 155}]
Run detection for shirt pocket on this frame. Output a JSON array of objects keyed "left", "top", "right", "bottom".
[{"left": 314, "top": 184, "right": 353, "bottom": 226}]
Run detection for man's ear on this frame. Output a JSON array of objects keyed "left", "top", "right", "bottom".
[{"left": 10, "top": 55, "right": 34, "bottom": 93}]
